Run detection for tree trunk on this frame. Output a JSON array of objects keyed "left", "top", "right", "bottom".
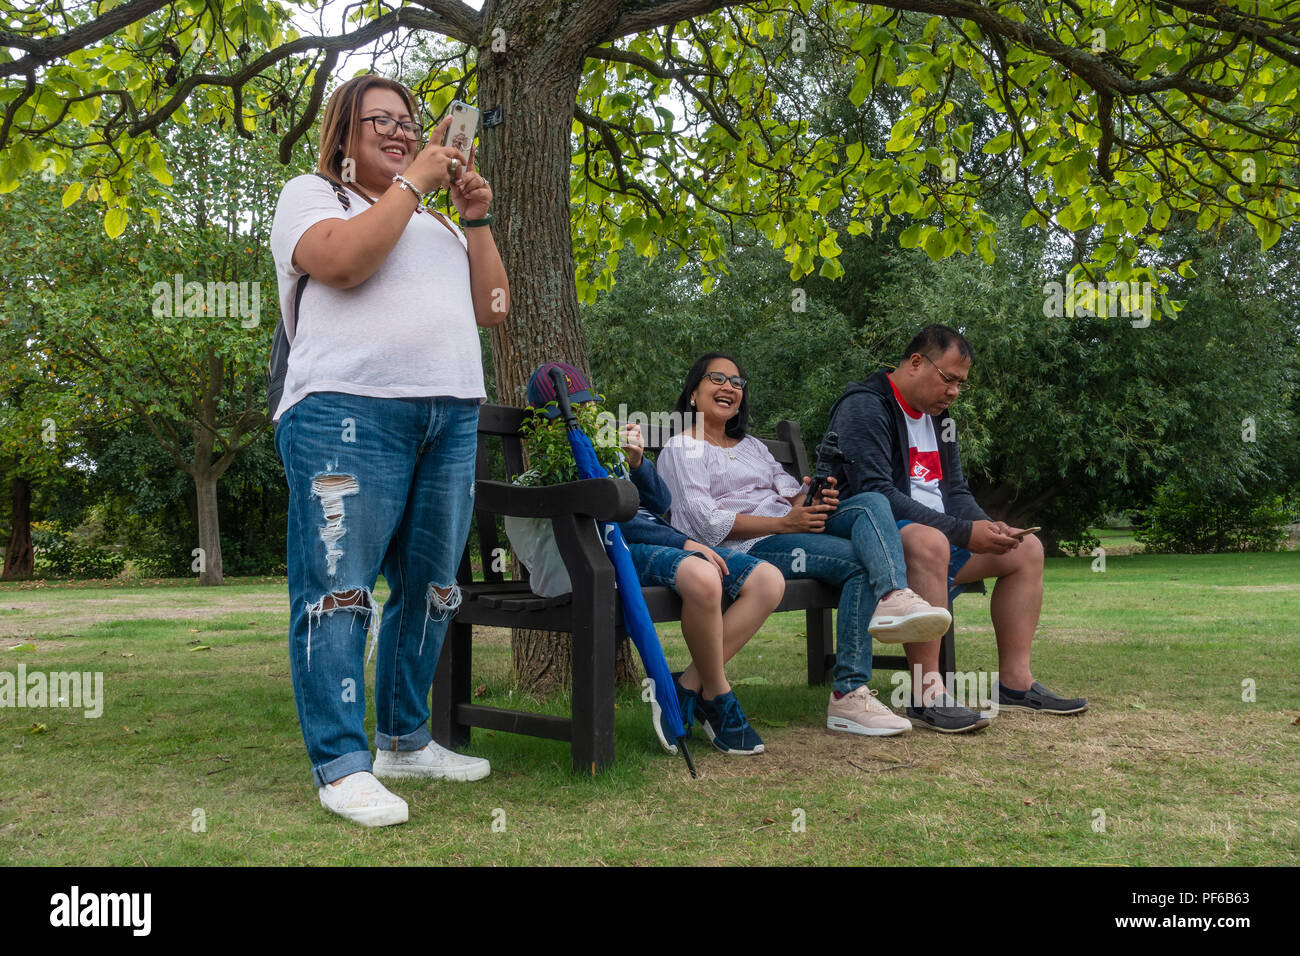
[
  {"left": 480, "top": 6, "right": 639, "bottom": 690},
  {"left": 2, "top": 476, "right": 34, "bottom": 580},
  {"left": 192, "top": 424, "right": 224, "bottom": 585}
]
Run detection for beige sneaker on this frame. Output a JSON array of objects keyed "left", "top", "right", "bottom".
[
  {"left": 868, "top": 588, "right": 952, "bottom": 644},
  {"left": 827, "top": 685, "right": 911, "bottom": 737}
]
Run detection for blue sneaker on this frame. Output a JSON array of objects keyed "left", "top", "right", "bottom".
[
  {"left": 671, "top": 672, "right": 698, "bottom": 735},
  {"left": 696, "top": 690, "right": 765, "bottom": 755}
]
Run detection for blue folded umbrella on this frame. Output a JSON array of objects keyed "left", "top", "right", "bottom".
[{"left": 546, "top": 366, "right": 696, "bottom": 777}]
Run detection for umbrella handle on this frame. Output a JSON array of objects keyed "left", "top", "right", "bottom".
[{"left": 549, "top": 365, "right": 580, "bottom": 428}]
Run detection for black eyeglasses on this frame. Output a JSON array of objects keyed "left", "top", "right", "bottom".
[
  {"left": 703, "top": 371, "right": 747, "bottom": 389},
  {"left": 361, "top": 115, "right": 424, "bottom": 140},
  {"left": 922, "top": 354, "right": 972, "bottom": 393}
]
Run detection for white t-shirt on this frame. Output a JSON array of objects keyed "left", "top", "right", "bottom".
[
  {"left": 889, "top": 377, "right": 945, "bottom": 514},
  {"left": 269, "top": 174, "right": 486, "bottom": 421}
]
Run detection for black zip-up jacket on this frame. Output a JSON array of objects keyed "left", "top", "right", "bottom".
[{"left": 827, "top": 369, "right": 989, "bottom": 548}]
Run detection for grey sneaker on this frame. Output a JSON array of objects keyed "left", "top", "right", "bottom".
[
  {"left": 998, "top": 681, "right": 1088, "bottom": 715},
  {"left": 906, "top": 694, "right": 991, "bottom": 734}
]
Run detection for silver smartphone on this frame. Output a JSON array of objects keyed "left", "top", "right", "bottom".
[{"left": 442, "top": 101, "right": 480, "bottom": 156}]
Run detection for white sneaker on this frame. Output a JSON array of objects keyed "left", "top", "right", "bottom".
[
  {"left": 826, "top": 685, "right": 912, "bottom": 737},
  {"left": 318, "top": 771, "right": 408, "bottom": 827},
  {"left": 372, "top": 741, "right": 491, "bottom": 782},
  {"left": 868, "top": 588, "right": 952, "bottom": 644}
]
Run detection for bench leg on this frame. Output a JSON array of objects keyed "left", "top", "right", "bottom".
[
  {"left": 806, "top": 608, "right": 834, "bottom": 686},
  {"left": 570, "top": 621, "right": 616, "bottom": 775},
  {"left": 430, "top": 619, "right": 471, "bottom": 750}
]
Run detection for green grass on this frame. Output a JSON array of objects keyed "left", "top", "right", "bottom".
[
  {"left": 1, "top": 552, "right": 1297, "bottom": 865},
  {"left": 1091, "top": 527, "right": 1142, "bottom": 552}
]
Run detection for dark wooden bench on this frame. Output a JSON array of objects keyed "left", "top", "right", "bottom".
[{"left": 430, "top": 404, "right": 974, "bottom": 774}]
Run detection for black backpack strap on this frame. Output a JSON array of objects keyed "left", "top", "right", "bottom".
[{"left": 313, "top": 171, "right": 351, "bottom": 210}]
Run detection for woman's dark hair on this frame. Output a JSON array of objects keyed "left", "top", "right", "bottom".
[{"left": 674, "top": 352, "right": 751, "bottom": 439}]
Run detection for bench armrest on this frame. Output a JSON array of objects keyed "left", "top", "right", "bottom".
[{"left": 475, "top": 477, "right": 640, "bottom": 523}]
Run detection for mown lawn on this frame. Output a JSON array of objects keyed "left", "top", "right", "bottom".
[{"left": 1, "top": 552, "right": 1296, "bottom": 865}]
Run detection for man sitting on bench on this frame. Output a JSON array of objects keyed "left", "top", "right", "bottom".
[{"left": 827, "top": 324, "right": 1088, "bottom": 734}]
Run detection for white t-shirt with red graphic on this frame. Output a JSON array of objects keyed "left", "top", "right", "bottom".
[{"left": 889, "top": 377, "right": 945, "bottom": 514}]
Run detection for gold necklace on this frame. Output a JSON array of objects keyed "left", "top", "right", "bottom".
[{"left": 698, "top": 428, "right": 736, "bottom": 459}]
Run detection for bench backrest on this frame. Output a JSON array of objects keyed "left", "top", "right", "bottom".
[{"left": 463, "top": 404, "right": 813, "bottom": 585}]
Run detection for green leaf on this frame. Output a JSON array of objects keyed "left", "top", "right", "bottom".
[
  {"left": 1122, "top": 206, "right": 1148, "bottom": 235},
  {"left": 818, "top": 256, "right": 845, "bottom": 279},
  {"left": 982, "top": 131, "right": 1014, "bottom": 155},
  {"left": 147, "top": 148, "right": 173, "bottom": 186},
  {"left": 951, "top": 123, "right": 973, "bottom": 154},
  {"left": 103, "top": 206, "right": 128, "bottom": 239},
  {"left": 848, "top": 71, "right": 872, "bottom": 108},
  {"left": 923, "top": 227, "right": 948, "bottom": 260},
  {"left": 885, "top": 123, "right": 914, "bottom": 153},
  {"left": 61, "top": 182, "right": 83, "bottom": 208},
  {"left": 1259, "top": 218, "right": 1282, "bottom": 251}
]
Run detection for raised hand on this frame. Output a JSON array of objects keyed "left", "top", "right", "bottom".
[{"left": 449, "top": 142, "right": 492, "bottom": 220}]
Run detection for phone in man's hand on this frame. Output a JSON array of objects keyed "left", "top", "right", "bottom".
[{"left": 1010, "top": 526, "right": 1041, "bottom": 540}]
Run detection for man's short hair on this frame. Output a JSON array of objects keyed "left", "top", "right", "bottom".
[{"left": 901, "top": 324, "right": 974, "bottom": 365}]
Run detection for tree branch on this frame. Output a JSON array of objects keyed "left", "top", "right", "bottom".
[
  {"left": 410, "top": 0, "right": 483, "bottom": 44},
  {"left": 279, "top": 49, "right": 339, "bottom": 163},
  {"left": 0, "top": 0, "right": 173, "bottom": 64},
  {"left": 126, "top": 9, "right": 455, "bottom": 138}
]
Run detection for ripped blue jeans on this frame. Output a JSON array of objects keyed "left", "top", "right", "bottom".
[{"left": 275, "top": 391, "right": 479, "bottom": 786}]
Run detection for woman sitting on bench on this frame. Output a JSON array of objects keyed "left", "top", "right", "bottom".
[
  {"left": 527, "top": 363, "right": 785, "bottom": 757},
  {"left": 657, "top": 352, "right": 951, "bottom": 738}
]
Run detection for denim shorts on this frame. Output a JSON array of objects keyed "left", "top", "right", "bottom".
[
  {"left": 897, "top": 518, "right": 972, "bottom": 587},
  {"left": 628, "top": 543, "right": 761, "bottom": 600}
]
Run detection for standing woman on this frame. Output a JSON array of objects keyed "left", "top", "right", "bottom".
[{"left": 269, "top": 75, "right": 508, "bottom": 827}]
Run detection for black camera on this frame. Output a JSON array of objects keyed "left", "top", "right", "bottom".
[{"left": 804, "top": 431, "right": 848, "bottom": 506}]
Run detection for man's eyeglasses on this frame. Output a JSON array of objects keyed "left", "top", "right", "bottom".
[
  {"left": 704, "top": 371, "right": 747, "bottom": 389},
  {"left": 922, "top": 353, "right": 972, "bottom": 393},
  {"left": 361, "top": 115, "right": 424, "bottom": 140}
]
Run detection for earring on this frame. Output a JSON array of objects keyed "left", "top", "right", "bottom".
[{"left": 690, "top": 399, "right": 696, "bottom": 407}]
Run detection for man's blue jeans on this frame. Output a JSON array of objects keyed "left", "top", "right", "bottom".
[
  {"left": 274, "top": 392, "right": 479, "bottom": 786},
  {"left": 749, "top": 492, "right": 908, "bottom": 694}
]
